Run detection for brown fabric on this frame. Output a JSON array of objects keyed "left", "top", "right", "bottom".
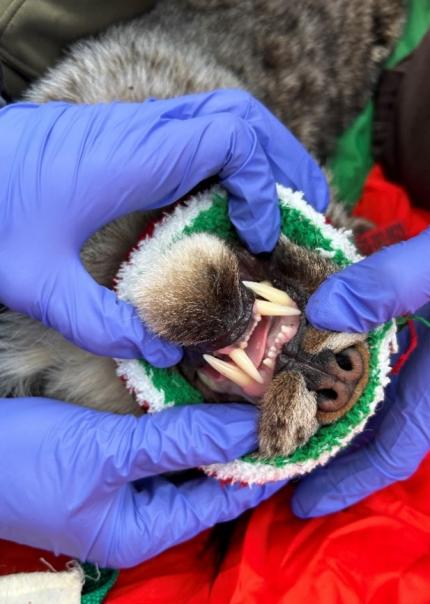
[
  {"left": 373, "top": 29, "right": 430, "bottom": 210},
  {"left": 0, "top": 0, "right": 156, "bottom": 99}
]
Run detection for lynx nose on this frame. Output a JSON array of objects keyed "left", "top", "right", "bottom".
[
  {"left": 278, "top": 343, "right": 368, "bottom": 422},
  {"left": 314, "top": 347, "right": 365, "bottom": 413}
]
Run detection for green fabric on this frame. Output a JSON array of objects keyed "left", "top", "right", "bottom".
[
  {"left": 329, "top": 0, "right": 430, "bottom": 208},
  {"left": 0, "top": 0, "right": 155, "bottom": 99}
]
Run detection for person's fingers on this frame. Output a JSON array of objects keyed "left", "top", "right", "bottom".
[
  {"left": 182, "top": 89, "right": 329, "bottom": 212},
  {"left": 291, "top": 414, "right": 426, "bottom": 518},
  {"left": 112, "top": 475, "right": 283, "bottom": 567},
  {"left": 306, "top": 228, "right": 430, "bottom": 332},
  {"left": 292, "top": 311, "right": 430, "bottom": 516},
  {"left": 69, "top": 101, "right": 280, "bottom": 253},
  {"left": 103, "top": 404, "right": 260, "bottom": 485},
  {"left": 38, "top": 258, "right": 182, "bottom": 363}
]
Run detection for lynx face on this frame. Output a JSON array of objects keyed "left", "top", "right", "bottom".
[{"left": 130, "top": 232, "right": 369, "bottom": 457}]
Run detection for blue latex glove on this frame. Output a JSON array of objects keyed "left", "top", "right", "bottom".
[
  {"left": 0, "top": 399, "right": 283, "bottom": 567},
  {"left": 292, "top": 229, "right": 430, "bottom": 517},
  {"left": 0, "top": 90, "right": 329, "bottom": 363}
]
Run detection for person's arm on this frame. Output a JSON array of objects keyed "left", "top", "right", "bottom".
[{"left": 292, "top": 230, "right": 430, "bottom": 516}]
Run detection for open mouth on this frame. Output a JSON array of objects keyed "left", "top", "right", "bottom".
[{"left": 197, "top": 281, "right": 301, "bottom": 400}]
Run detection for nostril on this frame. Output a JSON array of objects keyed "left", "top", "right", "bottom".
[
  {"left": 317, "top": 388, "right": 338, "bottom": 401},
  {"left": 332, "top": 347, "right": 364, "bottom": 381},
  {"left": 335, "top": 352, "right": 353, "bottom": 371},
  {"left": 316, "top": 382, "right": 350, "bottom": 412},
  {"left": 315, "top": 347, "right": 365, "bottom": 412},
  {"left": 316, "top": 342, "right": 370, "bottom": 424}
]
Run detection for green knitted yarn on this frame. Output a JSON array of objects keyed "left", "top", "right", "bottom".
[
  {"left": 140, "top": 361, "right": 203, "bottom": 405},
  {"left": 81, "top": 564, "right": 118, "bottom": 604}
]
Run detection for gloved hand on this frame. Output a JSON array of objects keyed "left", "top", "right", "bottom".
[
  {"left": 292, "top": 228, "right": 430, "bottom": 516},
  {"left": 0, "top": 90, "right": 329, "bottom": 363},
  {"left": 0, "top": 398, "right": 282, "bottom": 568}
]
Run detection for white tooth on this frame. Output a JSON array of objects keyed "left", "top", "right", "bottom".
[
  {"left": 243, "top": 281, "right": 296, "bottom": 307},
  {"left": 197, "top": 370, "right": 216, "bottom": 390},
  {"left": 254, "top": 300, "right": 301, "bottom": 317},
  {"left": 239, "top": 341, "right": 247, "bottom": 349},
  {"left": 268, "top": 349, "right": 276, "bottom": 359},
  {"left": 203, "top": 354, "right": 253, "bottom": 388},
  {"left": 229, "top": 348, "right": 263, "bottom": 384},
  {"left": 281, "top": 325, "right": 292, "bottom": 334},
  {"left": 263, "top": 358, "right": 275, "bottom": 369}
]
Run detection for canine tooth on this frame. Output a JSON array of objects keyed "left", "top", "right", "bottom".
[
  {"left": 268, "top": 349, "right": 276, "bottom": 359},
  {"left": 229, "top": 348, "right": 263, "bottom": 384},
  {"left": 203, "top": 354, "right": 253, "bottom": 388},
  {"left": 197, "top": 370, "right": 216, "bottom": 390},
  {"left": 281, "top": 325, "right": 292, "bottom": 334},
  {"left": 254, "top": 300, "right": 301, "bottom": 317},
  {"left": 263, "top": 358, "right": 275, "bottom": 369},
  {"left": 239, "top": 341, "right": 247, "bottom": 349},
  {"left": 243, "top": 281, "right": 296, "bottom": 307}
]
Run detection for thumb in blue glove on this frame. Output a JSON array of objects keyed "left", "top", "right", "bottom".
[
  {"left": 293, "top": 230, "right": 430, "bottom": 516},
  {"left": 306, "top": 228, "right": 430, "bottom": 332},
  {"left": 0, "top": 90, "right": 329, "bottom": 363},
  {"left": 0, "top": 399, "right": 283, "bottom": 568}
]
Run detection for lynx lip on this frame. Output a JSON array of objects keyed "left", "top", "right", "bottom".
[{"left": 198, "top": 282, "right": 301, "bottom": 400}]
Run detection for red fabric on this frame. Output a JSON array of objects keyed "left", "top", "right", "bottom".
[
  {"left": 2, "top": 457, "right": 430, "bottom": 603},
  {"left": 1, "top": 165, "right": 430, "bottom": 602},
  {"left": 106, "top": 458, "right": 430, "bottom": 604},
  {"left": 353, "top": 165, "right": 430, "bottom": 241}
]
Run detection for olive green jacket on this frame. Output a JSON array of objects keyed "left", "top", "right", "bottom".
[{"left": 0, "top": 0, "right": 155, "bottom": 99}]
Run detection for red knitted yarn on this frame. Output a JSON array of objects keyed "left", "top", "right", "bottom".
[{"left": 391, "top": 319, "right": 418, "bottom": 375}]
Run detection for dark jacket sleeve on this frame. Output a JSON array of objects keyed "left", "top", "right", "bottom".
[
  {"left": 0, "top": 61, "right": 7, "bottom": 105},
  {"left": 0, "top": 0, "right": 156, "bottom": 100},
  {"left": 373, "top": 30, "right": 430, "bottom": 211}
]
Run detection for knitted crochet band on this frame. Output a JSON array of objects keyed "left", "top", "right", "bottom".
[{"left": 115, "top": 185, "right": 397, "bottom": 484}]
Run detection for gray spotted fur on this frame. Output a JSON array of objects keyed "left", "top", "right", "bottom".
[{"left": 25, "top": 0, "right": 405, "bottom": 161}]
